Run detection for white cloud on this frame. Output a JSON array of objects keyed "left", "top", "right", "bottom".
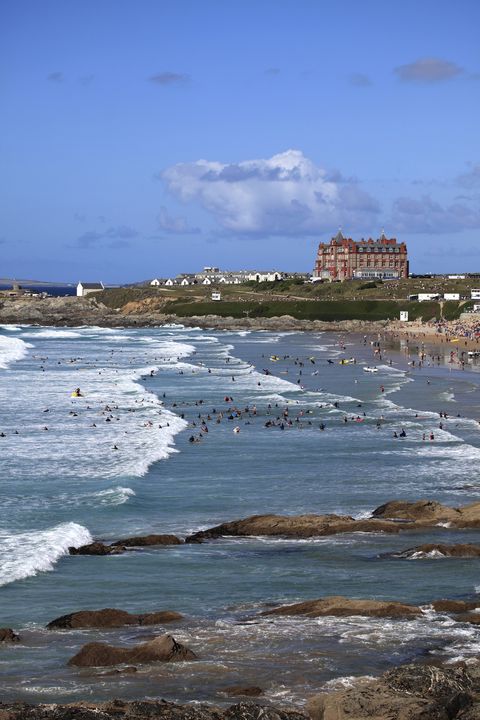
[{"left": 162, "top": 150, "right": 380, "bottom": 235}]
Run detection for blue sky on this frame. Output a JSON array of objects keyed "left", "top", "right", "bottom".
[{"left": 1, "top": 0, "right": 479, "bottom": 282}]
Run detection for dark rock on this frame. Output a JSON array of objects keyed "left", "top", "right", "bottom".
[
  {"left": 102, "top": 666, "right": 138, "bottom": 675},
  {"left": 69, "top": 542, "right": 125, "bottom": 556},
  {"left": 261, "top": 595, "right": 421, "bottom": 619},
  {"left": 185, "top": 514, "right": 402, "bottom": 543},
  {"left": 223, "top": 687, "right": 264, "bottom": 697},
  {"left": 110, "top": 534, "right": 182, "bottom": 547},
  {"left": 0, "top": 628, "right": 20, "bottom": 643},
  {"left": 455, "top": 614, "right": 480, "bottom": 625},
  {"left": 47, "top": 608, "right": 183, "bottom": 630},
  {"left": 68, "top": 633, "right": 197, "bottom": 667},
  {"left": 307, "top": 663, "right": 473, "bottom": 720},
  {"left": 431, "top": 600, "right": 480, "bottom": 613},
  {"left": 0, "top": 700, "right": 307, "bottom": 720},
  {"left": 372, "top": 499, "right": 459, "bottom": 523},
  {"left": 186, "top": 500, "right": 480, "bottom": 544},
  {"left": 383, "top": 543, "right": 480, "bottom": 559}
]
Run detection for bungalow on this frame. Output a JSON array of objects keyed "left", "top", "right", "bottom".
[
  {"left": 77, "top": 282, "right": 104, "bottom": 297},
  {"left": 165, "top": 278, "right": 177, "bottom": 286},
  {"left": 150, "top": 278, "right": 161, "bottom": 286}
]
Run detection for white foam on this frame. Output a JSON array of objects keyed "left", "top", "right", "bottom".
[
  {"left": 21, "top": 329, "right": 82, "bottom": 339},
  {"left": 0, "top": 335, "right": 30, "bottom": 369},
  {"left": 0, "top": 522, "right": 92, "bottom": 586},
  {"left": 0, "top": 335, "right": 193, "bottom": 479}
]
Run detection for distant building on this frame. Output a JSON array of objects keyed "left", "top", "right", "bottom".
[
  {"left": 444, "top": 293, "right": 460, "bottom": 301},
  {"left": 314, "top": 231, "right": 408, "bottom": 281},
  {"left": 150, "top": 278, "right": 162, "bottom": 286},
  {"left": 77, "top": 282, "right": 104, "bottom": 297},
  {"left": 247, "top": 271, "right": 283, "bottom": 282}
]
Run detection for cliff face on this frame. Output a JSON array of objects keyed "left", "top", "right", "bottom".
[{"left": 0, "top": 296, "right": 388, "bottom": 332}]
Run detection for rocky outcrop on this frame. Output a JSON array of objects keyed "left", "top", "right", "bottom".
[
  {"left": 261, "top": 596, "right": 421, "bottom": 619},
  {"left": 69, "top": 542, "right": 125, "bottom": 556},
  {"left": 110, "top": 534, "right": 182, "bottom": 547},
  {"left": 68, "top": 633, "right": 197, "bottom": 667},
  {"left": 372, "top": 499, "right": 480, "bottom": 528},
  {"left": 383, "top": 543, "right": 480, "bottom": 559},
  {"left": 186, "top": 500, "right": 480, "bottom": 543},
  {"left": 185, "top": 514, "right": 404, "bottom": 543},
  {"left": 47, "top": 608, "right": 183, "bottom": 630},
  {"left": 0, "top": 627, "right": 20, "bottom": 643},
  {"left": 372, "top": 499, "right": 461, "bottom": 523},
  {"left": 307, "top": 663, "right": 473, "bottom": 720},
  {"left": 431, "top": 599, "right": 480, "bottom": 613},
  {"left": 69, "top": 534, "right": 182, "bottom": 556},
  {"left": 0, "top": 701, "right": 307, "bottom": 720}
]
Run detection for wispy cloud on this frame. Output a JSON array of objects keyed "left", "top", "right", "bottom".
[
  {"left": 73, "top": 225, "right": 138, "bottom": 249},
  {"left": 457, "top": 163, "right": 480, "bottom": 189},
  {"left": 265, "top": 67, "right": 281, "bottom": 76},
  {"left": 79, "top": 74, "right": 94, "bottom": 86},
  {"left": 47, "top": 72, "right": 64, "bottom": 83},
  {"left": 394, "top": 57, "right": 463, "bottom": 83},
  {"left": 157, "top": 207, "right": 200, "bottom": 234},
  {"left": 348, "top": 73, "right": 372, "bottom": 87},
  {"left": 149, "top": 72, "right": 190, "bottom": 86},
  {"left": 391, "top": 194, "right": 480, "bottom": 233}
]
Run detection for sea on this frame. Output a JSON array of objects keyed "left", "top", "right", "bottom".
[
  {"left": 0, "top": 285, "right": 76, "bottom": 297},
  {"left": 1, "top": 324, "right": 480, "bottom": 707}
]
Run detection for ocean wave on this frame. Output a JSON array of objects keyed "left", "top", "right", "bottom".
[
  {"left": 21, "top": 330, "right": 82, "bottom": 339},
  {"left": 0, "top": 522, "right": 92, "bottom": 587},
  {"left": 93, "top": 486, "right": 136, "bottom": 505},
  {"left": 0, "top": 335, "right": 31, "bottom": 369}
]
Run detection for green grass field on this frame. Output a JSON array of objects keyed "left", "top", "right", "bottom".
[{"left": 169, "top": 299, "right": 442, "bottom": 321}]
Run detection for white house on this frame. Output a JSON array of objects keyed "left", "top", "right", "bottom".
[
  {"left": 247, "top": 271, "right": 283, "bottom": 282},
  {"left": 180, "top": 278, "right": 191, "bottom": 286},
  {"left": 471, "top": 289, "right": 480, "bottom": 300},
  {"left": 444, "top": 293, "right": 460, "bottom": 301},
  {"left": 211, "top": 291, "right": 221, "bottom": 301},
  {"left": 77, "top": 282, "right": 104, "bottom": 297},
  {"left": 202, "top": 277, "right": 212, "bottom": 285},
  {"left": 165, "top": 278, "right": 176, "bottom": 286},
  {"left": 150, "top": 278, "right": 161, "bottom": 286}
]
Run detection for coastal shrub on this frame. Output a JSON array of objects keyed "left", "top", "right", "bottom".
[
  {"left": 96, "top": 287, "right": 161, "bottom": 308},
  {"left": 442, "top": 301, "right": 472, "bottom": 320},
  {"left": 359, "top": 282, "right": 378, "bottom": 290}
]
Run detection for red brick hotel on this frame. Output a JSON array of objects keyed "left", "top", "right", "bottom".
[{"left": 314, "top": 231, "right": 409, "bottom": 281}]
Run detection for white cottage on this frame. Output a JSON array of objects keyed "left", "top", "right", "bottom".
[
  {"left": 150, "top": 278, "right": 161, "bottom": 286},
  {"left": 77, "top": 282, "right": 104, "bottom": 297}
]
